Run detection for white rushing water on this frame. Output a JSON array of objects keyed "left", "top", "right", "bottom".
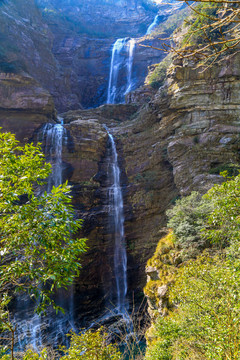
[
  {"left": 107, "top": 38, "right": 135, "bottom": 104},
  {"left": 124, "top": 38, "right": 136, "bottom": 96},
  {"left": 42, "top": 123, "right": 67, "bottom": 191},
  {"left": 14, "top": 310, "right": 43, "bottom": 351},
  {"left": 105, "top": 126, "right": 128, "bottom": 314},
  {"left": 146, "top": 14, "right": 159, "bottom": 35}
]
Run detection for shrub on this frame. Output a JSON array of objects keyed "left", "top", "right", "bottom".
[
  {"left": 145, "top": 55, "right": 172, "bottom": 89},
  {"left": 60, "top": 328, "right": 121, "bottom": 360},
  {"left": 166, "top": 191, "right": 212, "bottom": 249}
]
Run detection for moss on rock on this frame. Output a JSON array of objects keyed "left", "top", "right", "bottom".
[{"left": 144, "top": 231, "right": 181, "bottom": 319}]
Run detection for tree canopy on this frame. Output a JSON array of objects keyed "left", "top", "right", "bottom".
[{"left": 0, "top": 130, "right": 87, "bottom": 358}]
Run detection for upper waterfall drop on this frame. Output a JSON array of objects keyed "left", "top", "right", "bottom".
[
  {"left": 146, "top": 14, "right": 159, "bottom": 35},
  {"left": 107, "top": 38, "right": 126, "bottom": 104},
  {"left": 107, "top": 38, "right": 135, "bottom": 104}
]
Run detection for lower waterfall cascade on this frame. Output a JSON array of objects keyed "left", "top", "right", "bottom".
[
  {"left": 105, "top": 126, "right": 128, "bottom": 315},
  {"left": 41, "top": 122, "right": 67, "bottom": 191},
  {"left": 13, "top": 121, "right": 131, "bottom": 349}
]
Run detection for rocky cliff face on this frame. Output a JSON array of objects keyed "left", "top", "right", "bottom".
[
  {"left": 0, "top": 73, "right": 55, "bottom": 142},
  {"left": 0, "top": 0, "right": 173, "bottom": 111},
  {"left": 1, "top": 0, "right": 240, "bottom": 337},
  {"left": 1, "top": 51, "right": 239, "bottom": 327},
  {"left": 55, "top": 52, "right": 240, "bottom": 323},
  {"left": 0, "top": 43, "right": 239, "bottom": 331},
  {"left": 141, "top": 53, "right": 240, "bottom": 336}
]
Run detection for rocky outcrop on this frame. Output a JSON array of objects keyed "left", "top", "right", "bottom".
[
  {"left": 37, "top": 0, "right": 158, "bottom": 38},
  {"left": 62, "top": 104, "right": 140, "bottom": 125},
  {"left": 0, "top": 0, "right": 72, "bottom": 111},
  {"left": 0, "top": 73, "right": 55, "bottom": 142},
  {"left": 0, "top": 0, "right": 174, "bottom": 111},
  {"left": 126, "top": 85, "right": 157, "bottom": 104},
  {"left": 144, "top": 232, "right": 176, "bottom": 320},
  {"left": 164, "top": 54, "right": 240, "bottom": 195},
  {"left": 0, "top": 73, "right": 54, "bottom": 113},
  {"left": 45, "top": 53, "right": 240, "bottom": 323}
]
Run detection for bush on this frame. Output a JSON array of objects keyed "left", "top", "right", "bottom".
[
  {"left": 145, "top": 54, "right": 172, "bottom": 89},
  {"left": 209, "top": 162, "right": 240, "bottom": 177},
  {"left": 166, "top": 191, "right": 212, "bottom": 249},
  {"left": 60, "top": 328, "right": 121, "bottom": 360},
  {"left": 146, "top": 174, "right": 240, "bottom": 360},
  {"left": 146, "top": 252, "right": 240, "bottom": 360}
]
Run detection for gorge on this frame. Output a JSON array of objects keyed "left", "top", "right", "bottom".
[{"left": 0, "top": 0, "right": 240, "bottom": 358}]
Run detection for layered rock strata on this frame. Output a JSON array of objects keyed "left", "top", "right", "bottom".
[
  {"left": 0, "top": 0, "right": 169, "bottom": 111},
  {"left": 1, "top": 49, "right": 240, "bottom": 327},
  {"left": 0, "top": 73, "right": 55, "bottom": 142},
  {"left": 142, "top": 53, "right": 240, "bottom": 336}
]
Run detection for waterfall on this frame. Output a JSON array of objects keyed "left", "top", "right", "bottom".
[
  {"left": 124, "top": 39, "right": 136, "bottom": 96},
  {"left": 105, "top": 127, "right": 128, "bottom": 314},
  {"left": 146, "top": 14, "right": 159, "bottom": 35},
  {"left": 107, "top": 38, "right": 126, "bottom": 104},
  {"left": 14, "top": 122, "right": 71, "bottom": 351},
  {"left": 107, "top": 38, "right": 135, "bottom": 104},
  {"left": 41, "top": 123, "right": 67, "bottom": 191},
  {"left": 14, "top": 305, "right": 43, "bottom": 351}
]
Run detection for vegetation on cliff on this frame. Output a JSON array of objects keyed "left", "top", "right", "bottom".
[
  {"left": 145, "top": 172, "right": 240, "bottom": 359},
  {"left": 170, "top": 0, "right": 240, "bottom": 67},
  {"left": 145, "top": 54, "right": 172, "bottom": 89},
  {"left": 146, "top": 0, "right": 240, "bottom": 90}
]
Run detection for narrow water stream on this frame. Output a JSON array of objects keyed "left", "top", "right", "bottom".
[
  {"left": 105, "top": 126, "right": 128, "bottom": 315},
  {"left": 146, "top": 14, "right": 160, "bottom": 35}
]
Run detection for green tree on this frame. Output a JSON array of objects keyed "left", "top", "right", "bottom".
[
  {"left": 203, "top": 173, "right": 240, "bottom": 247},
  {"left": 60, "top": 328, "right": 121, "bottom": 360},
  {"left": 0, "top": 130, "right": 87, "bottom": 357}
]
